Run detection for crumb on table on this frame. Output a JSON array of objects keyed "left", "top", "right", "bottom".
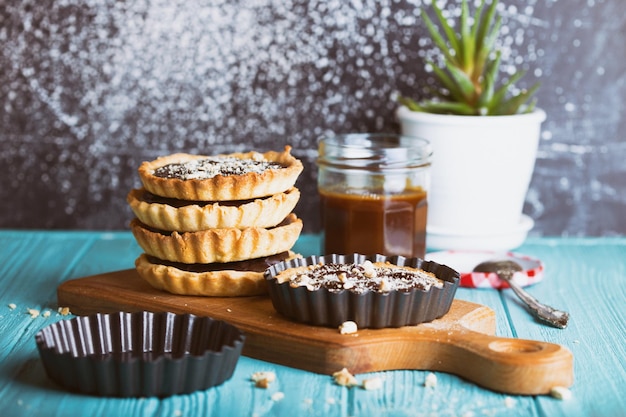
[
  {"left": 271, "top": 392, "right": 285, "bottom": 401},
  {"left": 361, "top": 377, "right": 383, "bottom": 390},
  {"left": 550, "top": 386, "right": 572, "bottom": 400},
  {"left": 251, "top": 371, "right": 276, "bottom": 389},
  {"left": 424, "top": 372, "right": 437, "bottom": 388},
  {"left": 57, "top": 307, "right": 71, "bottom": 316},
  {"left": 332, "top": 368, "right": 358, "bottom": 387}
]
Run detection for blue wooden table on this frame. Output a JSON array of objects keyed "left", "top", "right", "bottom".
[{"left": 1, "top": 231, "right": 624, "bottom": 417}]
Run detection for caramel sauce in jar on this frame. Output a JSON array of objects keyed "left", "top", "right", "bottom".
[
  {"left": 320, "top": 187, "right": 428, "bottom": 258},
  {"left": 317, "top": 134, "right": 432, "bottom": 259}
]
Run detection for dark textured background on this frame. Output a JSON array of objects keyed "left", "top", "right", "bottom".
[{"left": 1, "top": 0, "right": 625, "bottom": 236}]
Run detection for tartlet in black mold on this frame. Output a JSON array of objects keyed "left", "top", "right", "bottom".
[
  {"left": 264, "top": 253, "right": 460, "bottom": 329},
  {"left": 35, "top": 311, "right": 245, "bottom": 397}
]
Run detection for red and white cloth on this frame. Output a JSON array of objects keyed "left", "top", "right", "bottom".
[{"left": 426, "top": 250, "right": 544, "bottom": 289}]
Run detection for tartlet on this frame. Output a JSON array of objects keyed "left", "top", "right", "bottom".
[
  {"left": 135, "top": 251, "right": 299, "bottom": 296},
  {"left": 130, "top": 213, "right": 303, "bottom": 264},
  {"left": 127, "top": 187, "right": 300, "bottom": 232},
  {"left": 265, "top": 253, "right": 460, "bottom": 328},
  {"left": 137, "top": 146, "right": 303, "bottom": 201}
]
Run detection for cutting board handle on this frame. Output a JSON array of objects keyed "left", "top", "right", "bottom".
[{"left": 428, "top": 329, "right": 574, "bottom": 395}]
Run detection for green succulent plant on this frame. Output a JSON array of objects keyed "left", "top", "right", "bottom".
[{"left": 398, "top": 0, "right": 540, "bottom": 116}]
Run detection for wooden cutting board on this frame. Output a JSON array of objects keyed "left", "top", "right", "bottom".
[{"left": 57, "top": 269, "right": 573, "bottom": 395}]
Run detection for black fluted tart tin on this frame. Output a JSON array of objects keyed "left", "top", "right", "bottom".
[
  {"left": 264, "top": 253, "right": 460, "bottom": 329},
  {"left": 35, "top": 311, "right": 245, "bottom": 397}
]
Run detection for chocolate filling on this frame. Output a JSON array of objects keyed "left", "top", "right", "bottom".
[
  {"left": 147, "top": 252, "right": 292, "bottom": 273},
  {"left": 137, "top": 188, "right": 259, "bottom": 208}
]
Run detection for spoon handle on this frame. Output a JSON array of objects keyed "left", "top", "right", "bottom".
[{"left": 500, "top": 272, "right": 570, "bottom": 329}]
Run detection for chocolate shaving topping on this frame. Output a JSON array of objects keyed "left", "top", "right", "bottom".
[
  {"left": 285, "top": 261, "right": 444, "bottom": 294},
  {"left": 152, "top": 157, "right": 284, "bottom": 180}
]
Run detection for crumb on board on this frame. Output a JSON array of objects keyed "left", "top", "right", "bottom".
[
  {"left": 338, "top": 320, "right": 358, "bottom": 335},
  {"left": 42, "top": 310, "right": 51, "bottom": 318},
  {"left": 251, "top": 371, "right": 276, "bottom": 389},
  {"left": 27, "top": 308, "right": 40, "bottom": 318},
  {"left": 8, "top": 303, "right": 17, "bottom": 310},
  {"left": 550, "top": 386, "right": 572, "bottom": 400},
  {"left": 424, "top": 372, "right": 437, "bottom": 388}
]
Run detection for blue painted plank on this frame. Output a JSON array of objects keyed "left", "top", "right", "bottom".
[
  {"left": 512, "top": 238, "right": 626, "bottom": 417},
  {"left": 0, "top": 233, "right": 624, "bottom": 417}
]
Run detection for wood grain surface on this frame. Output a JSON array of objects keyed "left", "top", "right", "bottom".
[{"left": 58, "top": 268, "right": 573, "bottom": 395}]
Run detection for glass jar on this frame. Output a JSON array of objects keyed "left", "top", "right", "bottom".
[{"left": 317, "top": 133, "right": 432, "bottom": 259}]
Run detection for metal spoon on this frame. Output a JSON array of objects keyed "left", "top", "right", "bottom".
[{"left": 473, "top": 259, "right": 570, "bottom": 329}]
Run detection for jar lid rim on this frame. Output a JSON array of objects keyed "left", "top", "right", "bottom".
[{"left": 317, "top": 133, "right": 432, "bottom": 168}]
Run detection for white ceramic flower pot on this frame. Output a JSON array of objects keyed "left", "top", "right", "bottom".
[{"left": 396, "top": 106, "right": 546, "bottom": 251}]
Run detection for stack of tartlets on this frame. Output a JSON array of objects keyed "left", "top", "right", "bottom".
[{"left": 128, "top": 146, "right": 304, "bottom": 296}]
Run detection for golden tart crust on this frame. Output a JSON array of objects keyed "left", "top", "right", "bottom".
[
  {"left": 130, "top": 213, "right": 303, "bottom": 264},
  {"left": 136, "top": 254, "right": 260, "bottom": 296},
  {"left": 135, "top": 252, "right": 300, "bottom": 296},
  {"left": 137, "top": 146, "right": 303, "bottom": 201},
  {"left": 127, "top": 187, "right": 301, "bottom": 232}
]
